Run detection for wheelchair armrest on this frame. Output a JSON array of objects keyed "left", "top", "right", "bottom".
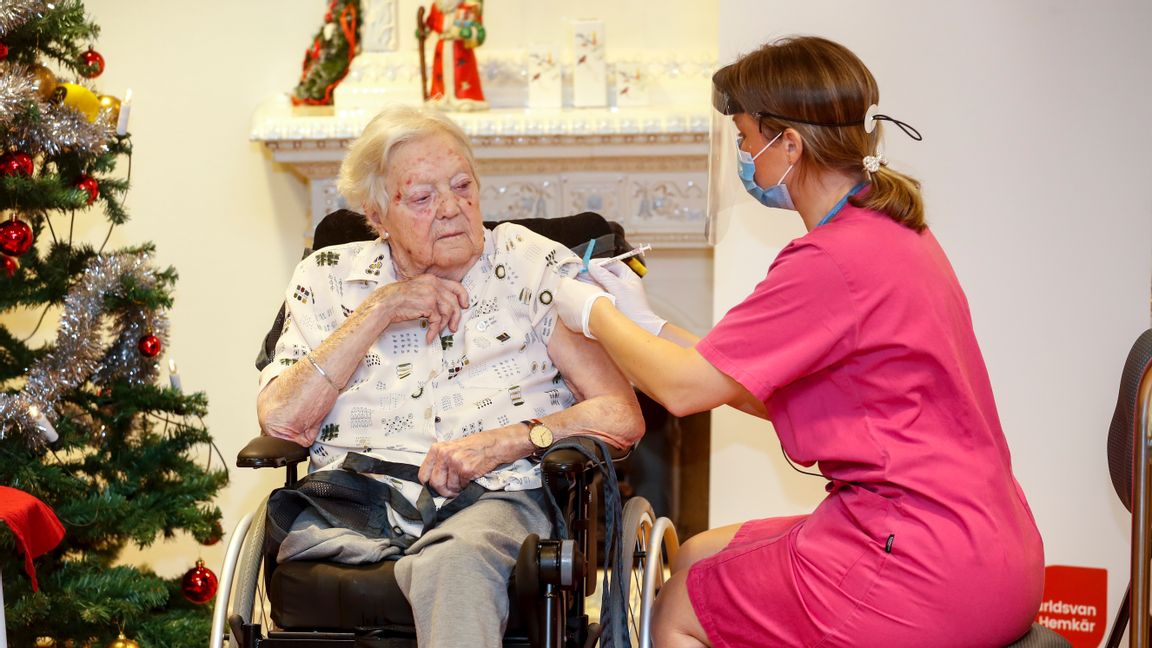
[
  {"left": 540, "top": 436, "right": 631, "bottom": 478},
  {"left": 237, "top": 435, "right": 310, "bottom": 469}
]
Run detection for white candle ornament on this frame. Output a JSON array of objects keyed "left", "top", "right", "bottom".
[
  {"left": 115, "top": 88, "right": 132, "bottom": 136},
  {"left": 27, "top": 405, "right": 59, "bottom": 443},
  {"left": 169, "top": 358, "right": 182, "bottom": 392}
]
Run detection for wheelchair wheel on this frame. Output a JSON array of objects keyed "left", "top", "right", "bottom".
[{"left": 618, "top": 497, "right": 679, "bottom": 648}]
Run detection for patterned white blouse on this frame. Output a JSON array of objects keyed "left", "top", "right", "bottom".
[{"left": 260, "top": 223, "right": 583, "bottom": 525}]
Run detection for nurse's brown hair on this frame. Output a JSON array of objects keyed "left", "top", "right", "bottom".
[{"left": 713, "top": 36, "right": 925, "bottom": 231}]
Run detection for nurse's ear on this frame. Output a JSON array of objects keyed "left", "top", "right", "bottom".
[{"left": 781, "top": 128, "right": 804, "bottom": 166}]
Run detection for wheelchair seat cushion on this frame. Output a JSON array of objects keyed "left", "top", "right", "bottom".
[{"left": 270, "top": 547, "right": 523, "bottom": 633}]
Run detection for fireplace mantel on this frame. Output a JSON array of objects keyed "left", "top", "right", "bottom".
[{"left": 252, "top": 98, "right": 712, "bottom": 248}]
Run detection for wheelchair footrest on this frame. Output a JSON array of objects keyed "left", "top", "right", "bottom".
[
  {"left": 269, "top": 631, "right": 357, "bottom": 639},
  {"left": 258, "top": 630, "right": 419, "bottom": 648}
]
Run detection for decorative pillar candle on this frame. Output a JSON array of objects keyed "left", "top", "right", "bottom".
[
  {"left": 571, "top": 20, "right": 607, "bottom": 108},
  {"left": 528, "top": 45, "right": 563, "bottom": 109},
  {"left": 614, "top": 62, "right": 649, "bottom": 108}
]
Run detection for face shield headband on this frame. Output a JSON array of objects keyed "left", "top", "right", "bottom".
[{"left": 711, "top": 84, "right": 924, "bottom": 142}]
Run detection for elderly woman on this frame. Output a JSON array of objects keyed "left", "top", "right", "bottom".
[{"left": 257, "top": 105, "right": 643, "bottom": 648}]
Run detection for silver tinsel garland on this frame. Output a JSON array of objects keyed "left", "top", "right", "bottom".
[
  {"left": 15, "top": 92, "right": 114, "bottom": 158},
  {"left": 0, "top": 0, "right": 44, "bottom": 39},
  {"left": 0, "top": 63, "right": 113, "bottom": 157},
  {"left": 0, "top": 64, "right": 37, "bottom": 129},
  {"left": 0, "top": 250, "right": 169, "bottom": 444}
]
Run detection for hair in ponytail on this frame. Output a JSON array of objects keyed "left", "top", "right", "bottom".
[
  {"left": 713, "top": 36, "right": 926, "bottom": 231},
  {"left": 859, "top": 164, "right": 925, "bottom": 232}
]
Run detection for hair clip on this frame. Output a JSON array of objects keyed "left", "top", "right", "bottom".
[
  {"left": 864, "top": 104, "right": 923, "bottom": 141},
  {"left": 863, "top": 153, "right": 886, "bottom": 173}
]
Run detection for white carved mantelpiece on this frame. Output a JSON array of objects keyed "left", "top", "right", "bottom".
[{"left": 253, "top": 100, "right": 712, "bottom": 249}]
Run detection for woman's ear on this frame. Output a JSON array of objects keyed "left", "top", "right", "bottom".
[
  {"left": 364, "top": 204, "right": 385, "bottom": 231},
  {"left": 782, "top": 128, "right": 804, "bottom": 164}
]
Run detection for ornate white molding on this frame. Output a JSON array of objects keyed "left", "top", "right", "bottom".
[{"left": 361, "top": 0, "right": 399, "bottom": 52}]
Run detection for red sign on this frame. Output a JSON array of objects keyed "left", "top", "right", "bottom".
[{"left": 1035, "top": 565, "right": 1107, "bottom": 648}]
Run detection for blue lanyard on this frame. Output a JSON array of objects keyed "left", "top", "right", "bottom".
[{"left": 816, "top": 181, "right": 869, "bottom": 227}]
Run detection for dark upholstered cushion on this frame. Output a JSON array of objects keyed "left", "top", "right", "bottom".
[{"left": 270, "top": 560, "right": 524, "bottom": 633}]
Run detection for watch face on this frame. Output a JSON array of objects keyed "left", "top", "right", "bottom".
[{"left": 529, "top": 423, "right": 553, "bottom": 448}]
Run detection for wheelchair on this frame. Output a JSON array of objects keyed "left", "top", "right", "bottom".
[{"left": 209, "top": 210, "right": 681, "bottom": 648}]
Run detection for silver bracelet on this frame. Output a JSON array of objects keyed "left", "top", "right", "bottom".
[{"left": 304, "top": 353, "right": 341, "bottom": 391}]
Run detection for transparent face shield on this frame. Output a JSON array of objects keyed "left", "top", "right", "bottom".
[{"left": 705, "top": 85, "right": 747, "bottom": 245}]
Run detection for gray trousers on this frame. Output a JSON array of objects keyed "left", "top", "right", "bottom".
[{"left": 394, "top": 488, "right": 553, "bottom": 648}]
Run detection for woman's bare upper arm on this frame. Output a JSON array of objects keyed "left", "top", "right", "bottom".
[{"left": 546, "top": 323, "right": 633, "bottom": 401}]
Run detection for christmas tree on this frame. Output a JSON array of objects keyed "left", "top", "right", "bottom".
[{"left": 0, "top": 1, "right": 228, "bottom": 645}]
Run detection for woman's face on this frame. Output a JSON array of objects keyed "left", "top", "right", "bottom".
[
  {"left": 372, "top": 132, "right": 485, "bottom": 280},
  {"left": 733, "top": 112, "right": 790, "bottom": 188}
]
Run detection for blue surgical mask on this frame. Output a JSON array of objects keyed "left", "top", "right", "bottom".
[{"left": 736, "top": 132, "right": 796, "bottom": 210}]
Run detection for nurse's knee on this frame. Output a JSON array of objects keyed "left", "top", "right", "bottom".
[
  {"left": 652, "top": 572, "right": 709, "bottom": 648},
  {"left": 671, "top": 524, "right": 741, "bottom": 574}
]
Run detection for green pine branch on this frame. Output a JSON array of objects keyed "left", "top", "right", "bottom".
[{"left": 2, "top": 0, "right": 100, "bottom": 73}]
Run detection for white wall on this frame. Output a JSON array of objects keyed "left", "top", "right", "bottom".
[{"left": 711, "top": 0, "right": 1152, "bottom": 638}]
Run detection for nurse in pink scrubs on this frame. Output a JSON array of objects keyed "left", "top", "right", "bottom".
[{"left": 555, "top": 36, "right": 1044, "bottom": 647}]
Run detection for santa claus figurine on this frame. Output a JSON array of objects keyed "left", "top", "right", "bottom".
[{"left": 421, "top": 0, "right": 488, "bottom": 110}]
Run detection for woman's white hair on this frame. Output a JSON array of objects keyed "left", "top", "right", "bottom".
[{"left": 337, "top": 105, "right": 477, "bottom": 218}]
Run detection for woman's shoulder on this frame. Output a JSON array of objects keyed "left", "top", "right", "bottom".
[
  {"left": 490, "top": 221, "right": 579, "bottom": 263},
  {"left": 491, "top": 221, "right": 550, "bottom": 246},
  {"left": 296, "top": 237, "right": 389, "bottom": 279}
]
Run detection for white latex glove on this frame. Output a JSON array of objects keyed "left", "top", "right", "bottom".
[
  {"left": 587, "top": 259, "right": 667, "bottom": 335},
  {"left": 555, "top": 277, "right": 616, "bottom": 339}
]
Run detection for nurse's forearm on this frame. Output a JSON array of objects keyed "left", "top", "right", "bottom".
[
  {"left": 587, "top": 300, "right": 737, "bottom": 418},
  {"left": 656, "top": 321, "right": 700, "bottom": 349}
]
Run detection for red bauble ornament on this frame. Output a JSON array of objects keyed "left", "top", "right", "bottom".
[
  {"left": 201, "top": 520, "right": 224, "bottom": 546},
  {"left": 0, "top": 44, "right": 9, "bottom": 61},
  {"left": 1, "top": 151, "right": 34, "bottom": 177},
  {"left": 0, "top": 219, "right": 34, "bottom": 257},
  {"left": 138, "top": 334, "right": 162, "bottom": 357},
  {"left": 181, "top": 559, "right": 218, "bottom": 604},
  {"left": 2, "top": 255, "right": 18, "bottom": 278},
  {"left": 79, "top": 48, "right": 105, "bottom": 78},
  {"left": 76, "top": 174, "right": 99, "bottom": 205}
]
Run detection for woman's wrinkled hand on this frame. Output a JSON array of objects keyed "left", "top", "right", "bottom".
[
  {"left": 365, "top": 275, "right": 470, "bottom": 343},
  {"left": 418, "top": 429, "right": 509, "bottom": 498}
]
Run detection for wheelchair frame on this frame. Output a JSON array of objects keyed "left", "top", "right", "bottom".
[{"left": 210, "top": 438, "right": 680, "bottom": 648}]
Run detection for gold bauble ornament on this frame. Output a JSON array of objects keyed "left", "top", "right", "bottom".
[
  {"left": 96, "top": 94, "right": 121, "bottom": 127},
  {"left": 105, "top": 633, "right": 139, "bottom": 648},
  {"left": 34, "top": 637, "right": 57, "bottom": 647},
  {"left": 31, "top": 64, "right": 58, "bottom": 101},
  {"left": 55, "top": 83, "right": 100, "bottom": 122}
]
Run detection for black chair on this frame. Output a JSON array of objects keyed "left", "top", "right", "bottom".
[
  {"left": 211, "top": 210, "right": 656, "bottom": 648},
  {"left": 1105, "top": 329, "right": 1152, "bottom": 647}
]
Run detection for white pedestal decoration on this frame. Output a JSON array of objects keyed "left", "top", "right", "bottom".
[
  {"left": 614, "top": 61, "right": 649, "bottom": 108},
  {"left": 570, "top": 20, "right": 607, "bottom": 108},
  {"left": 528, "top": 45, "right": 563, "bottom": 109}
]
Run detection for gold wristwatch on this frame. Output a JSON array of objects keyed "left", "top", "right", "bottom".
[{"left": 524, "top": 418, "right": 553, "bottom": 454}]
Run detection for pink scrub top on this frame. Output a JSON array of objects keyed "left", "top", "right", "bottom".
[{"left": 690, "top": 203, "right": 1044, "bottom": 647}]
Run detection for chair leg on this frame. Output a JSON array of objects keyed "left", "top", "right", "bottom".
[{"left": 1105, "top": 581, "right": 1130, "bottom": 648}]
